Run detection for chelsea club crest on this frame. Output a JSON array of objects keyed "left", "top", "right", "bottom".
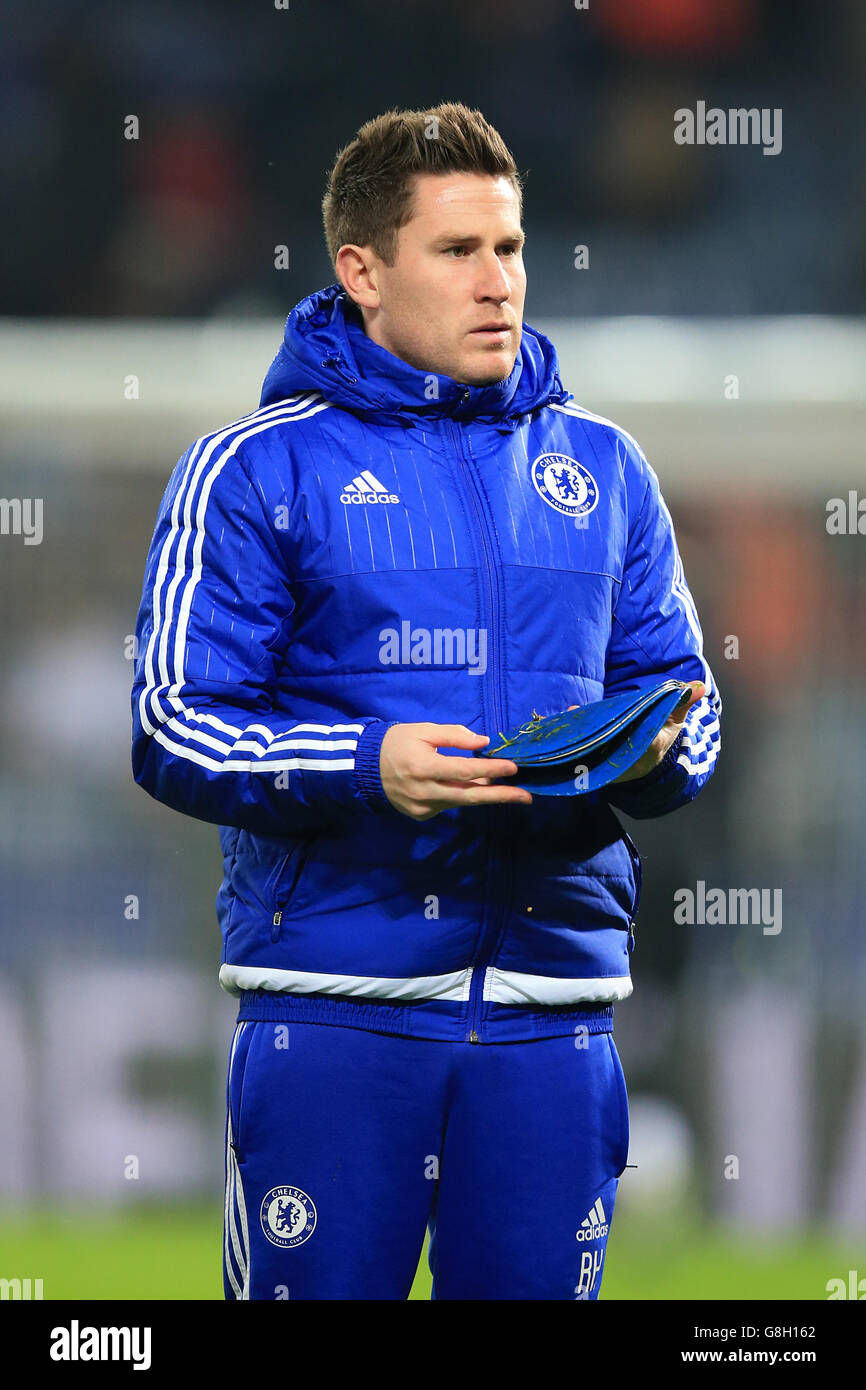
[
  {"left": 531, "top": 453, "right": 599, "bottom": 518},
  {"left": 260, "top": 1185, "right": 318, "bottom": 1248}
]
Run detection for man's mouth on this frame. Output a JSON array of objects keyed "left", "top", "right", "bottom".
[{"left": 470, "top": 323, "right": 511, "bottom": 338}]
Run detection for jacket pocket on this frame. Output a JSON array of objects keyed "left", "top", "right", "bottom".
[
  {"left": 270, "top": 833, "right": 318, "bottom": 942},
  {"left": 622, "top": 830, "right": 643, "bottom": 950}
]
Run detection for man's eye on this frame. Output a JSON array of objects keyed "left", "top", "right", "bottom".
[{"left": 443, "top": 244, "right": 521, "bottom": 257}]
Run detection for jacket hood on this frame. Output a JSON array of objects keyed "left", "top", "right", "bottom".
[{"left": 259, "top": 282, "right": 572, "bottom": 432}]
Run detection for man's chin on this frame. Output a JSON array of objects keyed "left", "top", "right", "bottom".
[{"left": 458, "top": 351, "right": 519, "bottom": 387}]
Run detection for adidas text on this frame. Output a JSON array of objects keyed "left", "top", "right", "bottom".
[
  {"left": 341, "top": 491, "right": 399, "bottom": 504},
  {"left": 576, "top": 1222, "right": 609, "bottom": 1241}
]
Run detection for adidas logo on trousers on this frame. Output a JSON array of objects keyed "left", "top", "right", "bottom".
[{"left": 575, "top": 1197, "right": 609, "bottom": 1241}]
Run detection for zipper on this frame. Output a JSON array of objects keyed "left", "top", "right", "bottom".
[
  {"left": 447, "top": 416, "right": 510, "bottom": 1043},
  {"left": 622, "top": 830, "right": 643, "bottom": 953},
  {"left": 271, "top": 834, "right": 316, "bottom": 942}
]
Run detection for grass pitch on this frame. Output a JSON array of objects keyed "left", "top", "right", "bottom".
[{"left": 1, "top": 1205, "right": 860, "bottom": 1300}]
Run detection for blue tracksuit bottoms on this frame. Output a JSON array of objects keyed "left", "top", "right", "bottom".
[{"left": 223, "top": 1011, "right": 629, "bottom": 1300}]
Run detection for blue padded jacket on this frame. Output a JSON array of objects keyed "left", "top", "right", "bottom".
[{"left": 131, "top": 283, "right": 721, "bottom": 1043}]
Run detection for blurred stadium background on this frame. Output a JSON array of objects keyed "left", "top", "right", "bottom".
[{"left": 1, "top": 0, "right": 864, "bottom": 1299}]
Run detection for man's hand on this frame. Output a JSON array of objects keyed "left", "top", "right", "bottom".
[
  {"left": 561, "top": 678, "right": 706, "bottom": 789},
  {"left": 614, "top": 680, "right": 704, "bottom": 783},
  {"left": 566, "top": 681, "right": 705, "bottom": 785},
  {"left": 380, "top": 723, "right": 532, "bottom": 821}
]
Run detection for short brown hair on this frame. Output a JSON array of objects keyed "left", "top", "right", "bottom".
[{"left": 322, "top": 101, "right": 523, "bottom": 273}]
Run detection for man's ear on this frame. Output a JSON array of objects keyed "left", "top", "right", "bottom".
[{"left": 335, "top": 244, "right": 381, "bottom": 310}]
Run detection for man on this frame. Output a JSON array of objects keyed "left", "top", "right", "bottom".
[{"left": 131, "top": 102, "right": 720, "bottom": 1300}]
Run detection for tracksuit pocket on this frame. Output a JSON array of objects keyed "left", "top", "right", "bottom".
[
  {"left": 227, "top": 1020, "right": 257, "bottom": 1162},
  {"left": 606, "top": 1033, "right": 630, "bottom": 1180},
  {"left": 270, "top": 833, "right": 318, "bottom": 942}
]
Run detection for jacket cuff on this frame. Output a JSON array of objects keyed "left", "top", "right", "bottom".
[
  {"left": 629, "top": 727, "right": 685, "bottom": 788},
  {"left": 353, "top": 719, "right": 400, "bottom": 813},
  {"left": 605, "top": 727, "right": 687, "bottom": 814}
]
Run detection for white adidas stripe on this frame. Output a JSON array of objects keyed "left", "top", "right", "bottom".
[
  {"left": 226, "top": 1122, "right": 246, "bottom": 1296},
  {"left": 682, "top": 716, "right": 721, "bottom": 760},
  {"left": 138, "top": 393, "right": 371, "bottom": 778},
  {"left": 678, "top": 753, "right": 718, "bottom": 776},
  {"left": 227, "top": 1134, "right": 250, "bottom": 1299},
  {"left": 224, "top": 1022, "right": 250, "bottom": 1300},
  {"left": 154, "top": 395, "right": 321, "bottom": 732},
  {"left": 224, "top": 1124, "right": 242, "bottom": 1299},
  {"left": 686, "top": 728, "right": 721, "bottom": 758},
  {"left": 680, "top": 736, "right": 720, "bottom": 767},
  {"left": 233, "top": 1138, "right": 251, "bottom": 1300},
  {"left": 152, "top": 729, "right": 357, "bottom": 775},
  {"left": 679, "top": 697, "right": 721, "bottom": 774},
  {"left": 141, "top": 393, "right": 321, "bottom": 737},
  {"left": 668, "top": 543, "right": 716, "bottom": 699},
  {"left": 165, "top": 399, "right": 331, "bottom": 726},
  {"left": 550, "top": 400, "right": 647, "bottom": 464},
  {"left": 154, "top": 717, "right": 362, "bottom": 768}
]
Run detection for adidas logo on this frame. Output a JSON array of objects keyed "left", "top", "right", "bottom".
[
  {"left": 340, "top": 471, "right": 400, "bottom": 505},
  {"left": 575, "top": 1197, "right": 609, "bottom": 1242}
]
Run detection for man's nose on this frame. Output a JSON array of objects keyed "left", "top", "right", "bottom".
[{"left": 474, "top": 251, "right": 511, "bottom": 301}]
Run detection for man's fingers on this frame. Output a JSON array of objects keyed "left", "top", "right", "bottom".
[
  {"left": 665, "top": 680, "right": 705, "bottom": 731},
  {"left": 380, "top": 724, "right": 536, "bottom": 818},
  {"left": 427, "top": 751, "right": 520, "bottom": 783},
  {"left": 432, "top": 781, "right": 533, "bottom": 805},
  {"left": 675, "top": 679, "right": 705, "bottom": 713},
  {"left": 421, "top": 724, "right": 492, "bottom": 750}
]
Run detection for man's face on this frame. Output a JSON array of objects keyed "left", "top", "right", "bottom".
[{"left": 350, "top": 172, "right": 526, "bottom": 387}]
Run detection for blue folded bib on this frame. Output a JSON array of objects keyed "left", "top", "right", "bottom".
[{"left": 481, "top": 679, "right": 690, "bottom": 795}]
